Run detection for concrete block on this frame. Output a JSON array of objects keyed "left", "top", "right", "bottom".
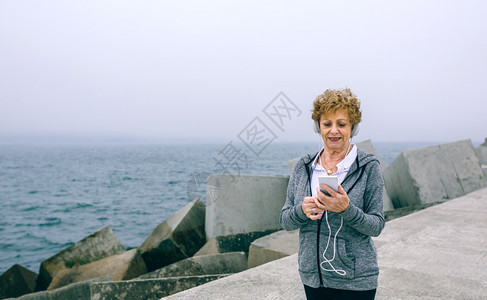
[
  {"left": 12, "top": 276, "right": 111, "bottom": 300},
  {"left": 47, "top": 249, "right": 147, "bottom": 290},
  {"left": 384, "top": 140, "right": 486, "bottom": 208},
  {"left": 247, "top": 229, "right": 298, "bottom": 268},
  {"left": 36, "top": 226, "right": 125, "bottom": 291},
  {"left": 140, "top": 198, "right": 206, "bottom": 272},
  {"left": 205, "top": 175, "right": 289, "bottom": 240},
  {"left": 356, "top": 139, "right": 376, "bottom": 155},
  {"left": 194, "top": 230, "right": 278, "bottom": 256},
  {"left": 381, "top": 186, "right": 394, "bottom": 211},
  {"left": 90, "top": 275, "right": 228, "bottom": 300},
  {"left": 475, "top": 138, "right": 487, "bottom": 164},
  {"left": 475, "top": 138, "right": 487, "bottom": 181},
  {"left": 0, "top": 264, "right": 38, "bottom": 299},
  {"left": 356, "top": 139, "right": 394, "bottom": 211},
  {"left": 139, "top": 252, "right": 247, "bottom": 279},
  {"left": 380, "top": 187, "right": 394, "bottom": 211}
]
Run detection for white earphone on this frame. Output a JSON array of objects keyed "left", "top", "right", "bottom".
[{"left": 313, "top": 119, "right": 360, "bottom": 137}]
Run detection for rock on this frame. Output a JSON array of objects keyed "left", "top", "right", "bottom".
[
  {"left": 475, "top": 138, "right": 487, "bottom": 180},
  {"left": 10, "top": 276, "right": 111, "bottom": 300},
  {"left": 47, "top": 249, "right": 147, "bottom": 290},
  {"left": 482, "top": 166, "right": 487, "bottom": 182},
  {"left": 383, "top": 139, "right": 486, "bottom": 208},
  {"left": 13, "top": 275, "right": 226, "bottom": 300},
  {"left": 194, "top": 230, "right": 278, "bottom": 256},
  {"left": 140, "top": 198, "right": 206, "bottom": 272},
  {"left": 356, "top": 139, "right": 394, "bottom": 211},
  {"left": 0, "top": 264, "right": 37, "bottom": 299},
  {"left": 90, "top": 275, "right": 228, "bottom": 300},
  {"left": 247, "top": 230, "right": 299, "bottom": 269},
  {"left": 205, "top": 175, "right": 289, "bottom": 239},
  {"left": 356, "top": 139, "right": 376, "bottom": 156},
  {"left": 139, "top": 252, "right": 247, "bottom": 279},
  {"left": 36, "top": 226, "right": 126, "bottom": 291}
]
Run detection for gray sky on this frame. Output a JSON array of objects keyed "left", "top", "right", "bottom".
[{"left": 1, "top": 0, "right": 486, "bottom": 144}]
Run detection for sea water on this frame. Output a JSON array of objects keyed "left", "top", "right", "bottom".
[{"left": 0, "top": 141, "right": 433, "bottom": 274}]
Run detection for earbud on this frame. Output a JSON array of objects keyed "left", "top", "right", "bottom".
[{"left": 313, "top": 120, "right": 360, "bottom": 137}]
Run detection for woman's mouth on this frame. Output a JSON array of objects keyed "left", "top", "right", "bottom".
[{"left": 328, "top": 137, "right": 342, "bottom": 142}]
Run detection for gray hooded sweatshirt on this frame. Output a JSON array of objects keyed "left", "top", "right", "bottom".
[{"left": 280, "top": 149, "right": 385, "bottom": 290}]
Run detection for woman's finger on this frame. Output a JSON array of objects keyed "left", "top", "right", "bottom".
[
  {"left": 314, "top": 197, "right": 326, "bottom": 210},
  {"left": 320, "top": 184, "right": 339, "bottom": 197},
  {"left": 308, "top": 213, "right": 322, "bottom": 220},
  {"left": 337, "top": 184, "right": 347, "bottom": 196},
  {"left": 315, "top": 187, "right": 329, "bottom": 204}
]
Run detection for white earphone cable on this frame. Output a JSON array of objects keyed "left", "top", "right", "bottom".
[{"left": 320, "top": 211, "right": 346, "bottom": 276}]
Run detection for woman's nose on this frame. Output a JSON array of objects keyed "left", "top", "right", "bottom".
[{"left": 330, "top": 124, "right": 339, "bottom": 133}]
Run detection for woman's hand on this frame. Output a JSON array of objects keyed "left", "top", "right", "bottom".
[
  {"left": 301, "top": 196, "right": 324, "bottom": 220},
  {"left": 315, "top": 184, "right": 350, "bottom": 213}
]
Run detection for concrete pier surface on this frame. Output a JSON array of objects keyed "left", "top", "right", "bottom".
[{"left": 163, "top": 187, "right": 487, "bottom": 299}]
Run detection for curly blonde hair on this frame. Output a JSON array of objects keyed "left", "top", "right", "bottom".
[{"left": 311, "top": 88, "right": 362, "bottom": 126}]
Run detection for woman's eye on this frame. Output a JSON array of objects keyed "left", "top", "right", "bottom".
[
  {"left": 322, "top": 123, "right": 331, "bottom": 127},
  {"left": 338, "top": 124, "right": 346, "bottom": 127}
]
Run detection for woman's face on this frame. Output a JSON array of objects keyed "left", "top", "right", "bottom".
[{"left": 319, "top": 109, "right": 353, "bottom": 152}]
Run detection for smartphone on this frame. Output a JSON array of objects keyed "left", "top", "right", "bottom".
[{"left": 318, "top": 176, "right": 338, "bottom": 193}]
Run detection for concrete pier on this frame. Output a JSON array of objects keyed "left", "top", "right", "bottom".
[{"left": 162, "top": 187, "right": 487, "bottom": 299}]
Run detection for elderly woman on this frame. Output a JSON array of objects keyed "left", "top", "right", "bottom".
[{"left": 280, "top": 88, "right": 385, "bottom": 300}]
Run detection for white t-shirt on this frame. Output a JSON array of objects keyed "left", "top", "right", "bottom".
[{"left": 311, "top": 144, "right": 358, "bottom": 197}]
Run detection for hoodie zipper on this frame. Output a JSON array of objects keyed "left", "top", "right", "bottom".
[{"left": 316, "top": 210, "right": 325, "bottom": 286}]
